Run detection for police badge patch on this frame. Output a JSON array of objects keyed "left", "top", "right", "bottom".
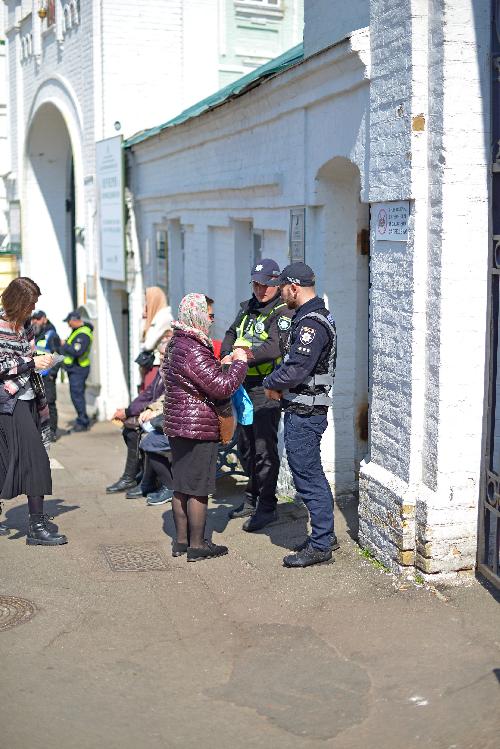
[
  {"left": 278, "top": 316, "right": 291, "bottom": 331},
  {"left": 254, "top": 321, "right": 265, "bottom": 334},
  {"left": 299, "top": 326, "right": 316, "bottom": 345}
]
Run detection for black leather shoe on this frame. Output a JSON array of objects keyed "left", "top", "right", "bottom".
[
  {"left": 293, "top": 534, "right": 340, "bottom": 552},
  {"left": 72, "top": 423, "right": 90, "bottom": 433},
  {"left": 283, "top": 544, "right": 333, "bottom": 568},
  {"left": 26, "top": 514, "right": 67, "bottom": 546},
  {"left": 172, "top": 540, "right": 188, "bottom": 557},
  {"left": 106, "top": 476, "right": 137, "bottom": 494},
  {"left": 229, "top": 499, "right": 256, "bottom": 519},
  {"left": 187, "top": 540, "right": 228, "bottom": 562},
  {"left": 125, "top": 484, "right": 146, "bottom": 498},
  {"left": 242, "top": 509, "right": 278, "bottom": 533}
]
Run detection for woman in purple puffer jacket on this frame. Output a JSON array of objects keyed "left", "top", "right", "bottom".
[{"left": 162, "top": 293, "right": 247, "bottom": 561}]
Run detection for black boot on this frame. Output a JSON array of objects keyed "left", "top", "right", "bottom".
[
  {"left": 0, "top": 502, "right": 9, "bottom": 536},
  {"left": 26, "top": 514, "right": 68, "bottom": 546},
  {"left": 106, "top": 443, "right": 140, "bottom": 494}
]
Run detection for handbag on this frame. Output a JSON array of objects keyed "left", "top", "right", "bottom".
[
  {"left": 213, "top": 399, "right": 236, "bottom": 445},
  {"left": 29, "top": 371, "right": 46, "bottom": 399},
  {"left": 122, "top": 415, "right": 140, "bottom": 429}
]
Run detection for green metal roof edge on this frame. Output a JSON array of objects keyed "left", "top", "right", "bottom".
[{"left": 124, "top": 42, "right": 304, "bottom": 149}]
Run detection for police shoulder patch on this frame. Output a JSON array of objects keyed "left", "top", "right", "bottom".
[
  {"left": 299, "top": 326, "right": 316, "bottom": 345},
  {"left": 278, "top": 316, "right": 291, "bottom": 331}
]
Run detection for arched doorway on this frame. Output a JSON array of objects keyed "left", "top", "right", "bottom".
[
  {"left": 24, "top": 103, "right": 77, "bottom": 322},
  {"left": 310, "top": 157, "right": 370, "bottom": 502}
]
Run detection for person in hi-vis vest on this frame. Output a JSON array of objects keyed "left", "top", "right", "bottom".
[
  {"left": 61, "top": 310, "right": 94, "bottom": 432},
  {"left": 221, "top": 258, "right": 293, "bottom": 533}
]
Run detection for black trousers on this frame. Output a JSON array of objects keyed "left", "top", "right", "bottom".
[
  {"left": 121, "top": 427, "right": 142, "bottom": 479},
  {"left": 237, "top": 384, "right": 281, "bottom": 513},
  {"left": 67, "top": 367, "right": 90, "bottom": 427},
  {"left": 43, "top": 376, "right": 58, "bottom": 435}
]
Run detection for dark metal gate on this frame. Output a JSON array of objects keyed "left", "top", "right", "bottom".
[{"left": 479, "top": 1, "right": 500, "bottom": 587}]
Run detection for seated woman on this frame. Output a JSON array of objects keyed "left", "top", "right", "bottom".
[
  {"left": 163, "top": 293, "right": 247, "bottom": 561},
  {"left": 106, "top": 332, "right": 171, "bottom": 495},
  {"left": 140, "top": 287, "right": 173, "bottom": 390},
  {"left": 139, "top": 410, "right": 173, "bottom": 506}
]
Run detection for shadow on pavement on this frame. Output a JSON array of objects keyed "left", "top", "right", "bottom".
[
  {"left": 494, "top": 668, "right": 500, "bottom": 685},
  {"left": 3, "top": 498, "right": 80, "bottom": 540},
  {"left": 336, "top": 493, "right": 359, "bottom": 541},
  {"left": 475, "top": 571, "right": 500, "bottom": 603}
]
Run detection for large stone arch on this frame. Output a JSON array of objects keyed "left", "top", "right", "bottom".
[
  {"left": 23, "top": 78, "right": 85, "bottom": 325},
  {"left": 310, "top": 156, "right": 370, "bottom": 500}
]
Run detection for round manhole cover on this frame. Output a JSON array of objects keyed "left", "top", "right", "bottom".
[{"left": 0, "top": 596, "right": 36, "bottom": 632}]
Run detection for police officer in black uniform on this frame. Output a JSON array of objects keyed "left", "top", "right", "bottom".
[
  {"left": 221, "top": 258, "right": 293, "bottom": 531},
  {"left": 263, "top": 262, "right": 338, "bottom": 567},
  {"left": 31, "top": 310, "right": 62, "bottom": 441}
]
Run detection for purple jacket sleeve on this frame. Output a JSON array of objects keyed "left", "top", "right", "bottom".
[
  {"left": 185, "top": 347, "right": 247, "bottom": 400},
  {"left": 127, "top": 374, "right": 163, "bottom": 416}
]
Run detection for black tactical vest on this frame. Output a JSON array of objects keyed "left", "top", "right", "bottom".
[{"left": 279, "top": 306, "right": 337, "bottom": 414}]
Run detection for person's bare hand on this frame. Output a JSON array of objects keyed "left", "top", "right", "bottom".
[
  {"left": 34, "top": 354, "right": 53, "bottom": 370},
  {"left": 139, "top": 410, "right": 154, "bottom": 423},
  {"left": 220, "top": 354, "right": 233, "bottom": 365},
  {"left": 232, "top": 348, "right": 248, "bottom": 363},
  {"left": 264, "top": 388, "right": 281, "bottom": 401},
  {"left": 112, "top": 408, "right": 126, "bottom": 421}
]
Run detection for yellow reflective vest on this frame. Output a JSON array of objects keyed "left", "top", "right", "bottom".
[{"left": 63, "top": 325, "right": 93, "bottom": 368}]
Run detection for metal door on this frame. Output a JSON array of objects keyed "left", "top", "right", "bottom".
[{"left": 479, "top": 1, "right": 500, "bottom": 586}]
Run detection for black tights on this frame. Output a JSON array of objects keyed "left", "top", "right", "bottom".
[
  {"left": 27, "top": 495, "right": 44, "bottom": 514},
  {"left": 147, "top": 453, "right": 173, "bottom": 488},
  {"left": 172, "top": 493, "right": 208, "bottom": 548}
]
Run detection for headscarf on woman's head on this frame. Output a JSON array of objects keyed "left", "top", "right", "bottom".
[
  {"left": 172, "top": 293, "right": 213, "bottom": 350},
  {"left": 143, "top": 287, "right": 167, "bottom": 335}
]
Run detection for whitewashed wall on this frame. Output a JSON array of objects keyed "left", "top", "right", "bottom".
[
  {"left": 359, "top": 0, "right": 491, "bottom": 577},
  {"left": 129, "top": 30, "right": 371, "bottom": 495}
]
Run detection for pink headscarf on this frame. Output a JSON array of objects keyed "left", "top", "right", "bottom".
[{"left": 172, "top": 293, "right": 213, "bottom": 350}]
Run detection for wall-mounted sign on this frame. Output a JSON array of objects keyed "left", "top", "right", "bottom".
[
  {"left": 373, "top": 201, "right": 410, "bottom": 242},
  {"left": 96, "top": 135, "right": 126, "bottom": 281},
  {"left": 289, "top": 207, "right": 305, "bottom": 262}
]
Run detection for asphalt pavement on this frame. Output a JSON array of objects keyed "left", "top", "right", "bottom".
[{"left": 1, "top": 388, "right": 499, "bottom": 749}]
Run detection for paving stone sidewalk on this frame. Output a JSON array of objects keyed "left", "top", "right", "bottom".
[{"left": 1, "top": 398, "right": 499, "bottom": 749}]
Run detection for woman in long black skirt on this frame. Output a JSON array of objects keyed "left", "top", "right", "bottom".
[{"left": 0, "top": 277, "right": 67, "bottom": 545}]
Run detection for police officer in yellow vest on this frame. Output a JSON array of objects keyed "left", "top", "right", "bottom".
[
  {"left": 61, "top": 310, "right": 94, "bottom": 432},
  {"left": 221, "top": 258, "right": 293, "bottom": 532}
]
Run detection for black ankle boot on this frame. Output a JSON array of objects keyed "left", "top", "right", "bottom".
[
  {"left": 106, "top": 475, "right": 137, "bottom": 494},
  {"left": 0, "top": 502, "right": 9, "bottom": 536},
  {"left": 26, "top": 513, "right": 68, "bottom": 546}
]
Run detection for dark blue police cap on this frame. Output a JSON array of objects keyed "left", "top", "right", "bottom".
[
  {"left": 251, "top": 258, "right": 281, "bottom": 284},
  {"left": 63, "top": 310, "right": 82, "bottom": 322},
  {"left": 268, "top": 262, "right": 316, "bottom": 287}
]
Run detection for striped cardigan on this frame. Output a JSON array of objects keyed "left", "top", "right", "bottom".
[{"left": 0, "top": 310, "right": 35, "bottom": 395}]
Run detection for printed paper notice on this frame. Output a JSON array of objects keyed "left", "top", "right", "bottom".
[{"left": 373, "top": 201, "right": 409, "bottom": 242}]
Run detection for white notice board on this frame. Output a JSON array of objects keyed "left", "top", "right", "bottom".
[
  {"left": 96, "top": 135, "right": 126, "bottom": 281},
  {"left": 373, "top": 201, "right": 409, "bottom": 242}
]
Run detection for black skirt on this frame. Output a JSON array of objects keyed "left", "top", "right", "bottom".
[
  {"left": 170, "top": 436, "right": 218, "bottom": 496},
  {"left": 0, "top": 399, "right": 52, "bottom": 499}
]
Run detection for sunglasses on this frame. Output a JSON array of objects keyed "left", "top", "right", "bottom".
[{"left": 208, "top": 313, "right": 215, "bottom": 320}]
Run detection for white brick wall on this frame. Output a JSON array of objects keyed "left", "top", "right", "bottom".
[
  {"left": 359, "top": 0, "right": 491, "bottom": 577},
  {"left": 6, "top": 0, "right": 292, "bottom": 417}
]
